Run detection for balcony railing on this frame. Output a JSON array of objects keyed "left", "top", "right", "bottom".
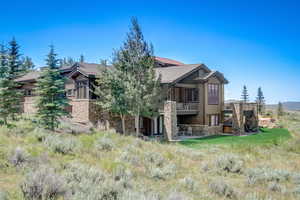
[{"left": 176, "top": 102, "right": 199, "bottom": 111}]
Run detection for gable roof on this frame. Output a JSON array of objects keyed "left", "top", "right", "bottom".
[
  {"left": 15, "top": 59, "right": 228, "bottom": 85},
  {"left": 194, "top": 70, "right": 229, "bottom": 84},
  {"left": 15, "top": 71, "right": 41, "bottom": 82},
  {"left": 154, "top": 57, "right": 184, "bottom": 66},
  {"left": 155, "top": 64, "right": 204, "bottom": 84}
]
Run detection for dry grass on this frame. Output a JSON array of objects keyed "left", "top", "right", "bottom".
[{"left": 0, "top": 112, "right": 299, "bottom": 200}]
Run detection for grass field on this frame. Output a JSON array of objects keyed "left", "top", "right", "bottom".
[
  {"left": 0, "top": 112, "right": 299, "bottom": 200},
  {"left": 180, "top": 128, "right": 292, "bottom": 148}
]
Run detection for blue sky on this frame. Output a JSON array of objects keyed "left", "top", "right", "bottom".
[{"left": 0, "top": 0, "right": 299, "bottom": 104}]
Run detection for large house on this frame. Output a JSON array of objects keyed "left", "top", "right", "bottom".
[{"left": 16, "top": 57, "right": 233, "bottom": 139}]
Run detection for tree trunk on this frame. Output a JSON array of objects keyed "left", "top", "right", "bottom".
[
  {"left": 120, "top": 114, "right": 126, "bottom": 135},
  {"left": 135, "top": 113, "right": 140, "bottom": 137}
]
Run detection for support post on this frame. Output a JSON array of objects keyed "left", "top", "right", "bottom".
[{"left": 164, "top": 101, "right": 177, "bottom": 141}]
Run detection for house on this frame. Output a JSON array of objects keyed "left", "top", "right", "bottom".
[{"left": 16, "top": 57, "right": 232, "bottom": 139}]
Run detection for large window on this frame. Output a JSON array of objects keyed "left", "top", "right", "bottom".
[
  {"left": 185, "top": 88, "right": 199, "bottom": 102},
  {"left": 209, "top": 114, "right": 219, "bottom": 126},
  {"left": 208, "top": 84, "right": 219, "bottom": 105},
  {"left": 76, "top": 80, "right": 88, "bottom": 99}
]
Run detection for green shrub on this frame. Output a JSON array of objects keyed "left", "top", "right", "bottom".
[
  {"left": 209, "top": 179, "right": 237, "bottom": 199},
  {"left": 64, "top": 163, "right": 128, "bottom": 200},
  {"left": 268, "top": 182, "right": 285, "bottom": 193},
  {"left": 9, "top": 147, "right": 30, "bottom": 167},
  {"left": 180, "top": 177, "right": 197, "bottom": 192},
  {"left": 20, "top": 166, "right": 67, "bottom": 200},
  {"left": 246, "top": 168, "right": 291, "bottom": 185},
  {"left": 94, "top": 137, "right": 114, "bottom": 151},
  {"left": 215, "top": 154, "right": 244, "bottom": 173},
  {"left": 144, "top": 152, "right": 165, "bottom": 167},
  {"left": 120, "top": 190, "right": 160, "bottom": 200},
  {"left": 166, "top": 192, "right": 190, "bottom": 200},
  {"left": 31, "top": 128, "right": 49, "bottom": 142},
  {"left": 119, "top": 150, "right": 140, "bottom": 166},
  {"left": 44, "top": 135, "right": 81, "bottom": 154},
  {"left": 148, "top": 163, "right": 177, "bottom": 180}
]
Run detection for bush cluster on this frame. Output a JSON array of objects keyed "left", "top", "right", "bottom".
[
  {"left": 44, "top": 135, "right": 81, "bottom": 154},
  {"left": 94, "top": 137, "right": 115, "bottom": 151},
  {"left": 9, "top": 147, "right": 30, "bottom": 167},
  {"left": 246, "top": 167, "right": 291, "bottom": 185},
  {"left": 215, "top": 154, "right": 244, "bottom": 173},
  {"left": 209, "top": 179, "right": 237, "bottom": 199},
  {"left": 20, "top": 166, "right": 67, "bottom": 200},
  {"left": 64, "top": 163, "right": 132, "bottom": 200}
]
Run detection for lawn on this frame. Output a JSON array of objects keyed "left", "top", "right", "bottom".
[{"left": 180, "top": 128, "right": 292, "bottom": 148}]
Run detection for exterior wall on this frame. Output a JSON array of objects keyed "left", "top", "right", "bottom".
[
  {"left": 204, "top": 76, "right": 224, "bottom": 125},
  {"left": 22, "top": 97, "right": 37, "bottom": 114}
]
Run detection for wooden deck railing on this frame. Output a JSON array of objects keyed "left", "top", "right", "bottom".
[{"left": 176, "top": 102, "right": 199, "bottom": 111}]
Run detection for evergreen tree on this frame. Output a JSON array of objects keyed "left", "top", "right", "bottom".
[
  {"left": 35, "top": 46, "right": 70, "bottom": 131},
  {"left": 0, "top": 44, "right": 7, "bottom": 78},
  {"left": 256, "top": 87, "right": 265, "bottom": 114},
  {"left": 7, "top": 37, "right": 23, "bottom": 78},
  {"left": 113, "top": 17, "right": 162, "bottom": 136},
  {"left": 277, "top": 102, "right": 284, "bottom": 118},
  {"left": 80, "top": 54, "right": 85, "bottom": 63},
  {"left": 21, "top": 56, "right": 35, "bottom": 71},
  {"left": 0, "top": 42, "right": 22, "bottom": 125},
  {"left": 241, "top": 85, "right": 249, "bottom": 102}
]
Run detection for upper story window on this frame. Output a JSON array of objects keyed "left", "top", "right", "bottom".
[
  {"left": 185, "top": 88, "right": 199, "bottom": 102},
  {"left": 76, "top": 80, "right": 88, "bottom": 99},
  {"left": 208, "top": 84, "right": 219, "bottom": 105}
]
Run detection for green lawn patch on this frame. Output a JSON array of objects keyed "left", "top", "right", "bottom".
[{"left": 179, "top": 128, "right": 292, "bottom": 148}]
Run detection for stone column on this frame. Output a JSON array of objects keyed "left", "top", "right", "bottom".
[{"left": 164, "top": 101, "right": 177, "bottom": 141}]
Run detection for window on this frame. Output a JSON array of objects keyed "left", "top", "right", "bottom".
[
  {"left": 208, "top": 84, "right": 219, "bottom": 105},
  {"left": 185, "top": 88, "right": 199, "bottom": 102},
  {"left": 76, "top": 80, "right": 88, "bottom": 99},
  {"left": 24, "top": 89, "right": 33, "bottom": 96},
  {"left": 209, "top": 114, "right": 219, "bottom": 126},
  {"left": 67, "top": 89, "right": 73, "bottom": 97}
]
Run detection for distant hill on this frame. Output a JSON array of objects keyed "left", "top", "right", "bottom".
[{"left": 266, "top": 101, "right": 300, "bottom": 111}]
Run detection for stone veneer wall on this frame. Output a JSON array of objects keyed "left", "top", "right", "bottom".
[
  {"left": 70, "top": 99, "right": 91, "bottom": 123},
  {"left": 71, "top": 99, "right": 135, "bottom": 134},
  {"left": 164, "top": 101, "right": 177, "bottom": 141},
  {"left": 179, "top": 124, "right": 223, "bottom": 136}
]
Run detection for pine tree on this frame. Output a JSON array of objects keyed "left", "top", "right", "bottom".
[
  {"left": 7, "top": 37, "right": 23, "bottom": 78},
  {"left": 21, "top": 56, "right": 35, "bottom": 71},
  {"left": 113, "top": 17, "right": 162, "bottom": 136},
  {"left": 35, "top": 46, "right": 70, "bottom": 131},
  {"left": 0, "top": 44, "right": 7, "bottom": 78},
  {"left": 0, "top": 43, "right": 22, "bottom": 125},
  {"left": 241, "top": 85, "right": 249, "bottom": 103},
  {"left": 256, "top": 87, "right": 265, "bottom": 114},
  {"left": 277, "top": 102, "right": 284, "bottom": 118}
]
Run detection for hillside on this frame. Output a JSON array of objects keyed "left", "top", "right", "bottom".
[
  {"left": 267, "top": 101, "right": 300, "bottom": 111},
  {"left": 0, "top": 113, "right": 300, "bottom": 200}
]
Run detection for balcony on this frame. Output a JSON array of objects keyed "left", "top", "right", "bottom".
[{"left": 176, "top": 102, "right": 199, "bottom": 115}]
